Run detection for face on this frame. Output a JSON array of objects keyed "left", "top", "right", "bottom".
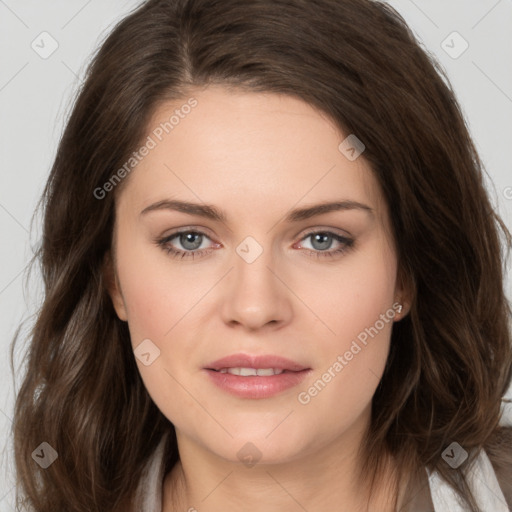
[{"left": 107, "top": 85, "right": 407, "bottom": 465}]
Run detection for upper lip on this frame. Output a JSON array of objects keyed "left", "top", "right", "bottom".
[{"left": 205, "top": 353, "right": 309, "bottom": 372}]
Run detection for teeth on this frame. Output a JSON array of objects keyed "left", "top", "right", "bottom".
[
  {"left": 218, "top": 367, "right": 285, "bottom": 376},
  {"left": 255, "top": 368, "right": 278, "bottom": 376}
]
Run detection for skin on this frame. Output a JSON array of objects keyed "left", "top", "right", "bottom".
[{"left": 106, "top": 85, "right": 411, "bottom": 512}]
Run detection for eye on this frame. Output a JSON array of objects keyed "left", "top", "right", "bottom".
[
  {"left": 156, "top": 230, "right": 216, "bottom": 260},
  {"left": 296, "top": 230, "right": 354, "bottom": 259},
  {"left": 155, "top": 229, "right": 354, "bottom": 260}
]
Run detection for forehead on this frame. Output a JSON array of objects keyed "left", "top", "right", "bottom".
[{"left": 117, "top": 86, "right": 387, "bottom": 223}]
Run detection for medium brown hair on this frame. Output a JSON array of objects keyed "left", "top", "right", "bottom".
[{"left": 11, "top": 0, "right": 512, "bottom": 510}]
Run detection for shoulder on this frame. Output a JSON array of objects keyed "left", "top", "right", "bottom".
[
  {"left": 133, "top": 435, "right": 169, "bottom": 512},
  {"left": 426, "top": 443, "right": 511, "bottom": 512},
  {"left": 493, "top": 463, "right": 512, "bottom": 510},
  {"left": 486, "top": 426, "right": 512, "bottom": 510}
]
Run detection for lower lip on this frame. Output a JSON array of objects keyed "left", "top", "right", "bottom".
[{"left": 204, "top": 369, "right": 311, "bottom": 399}]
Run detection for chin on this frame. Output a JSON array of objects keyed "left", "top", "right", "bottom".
[{"left": 205, "top": 429, "right": 316, "bottom": 466}]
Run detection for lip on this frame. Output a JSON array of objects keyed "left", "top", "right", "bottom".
[
  {"left": 205, "top": 353, "right": 309, "bottom": 372},
  {"left": 203, "top": 353, "right": 311, "bottom": 399}
]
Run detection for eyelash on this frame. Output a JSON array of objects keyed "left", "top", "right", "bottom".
[{"left": 155, "top": 229, "right": 355, "bottom": 261}]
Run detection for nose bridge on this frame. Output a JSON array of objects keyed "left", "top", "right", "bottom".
[{"left": 220, "top": 234, "right": 292, "bottom": 329}]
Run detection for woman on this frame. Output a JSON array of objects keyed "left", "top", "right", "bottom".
[{"left": 11, "top": 0, "right": 512, "bottom": 511}]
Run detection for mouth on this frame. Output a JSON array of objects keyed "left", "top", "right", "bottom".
[
  {"left": 209, "top": 367, "right": 296, "bottom": 376},
  {"left": 203, "top": 353, "right": 311, "bottom": 399},
  {"left": 204, "top": 353, "right": 309, "bottom": 373}
]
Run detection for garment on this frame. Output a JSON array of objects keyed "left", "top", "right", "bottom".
[{"left": 134, "top": 435, "right": 509, "bottom": 512}]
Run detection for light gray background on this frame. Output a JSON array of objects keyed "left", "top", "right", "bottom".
[{"left": 1, "top": 1, "right": 511, "bottom": 509}]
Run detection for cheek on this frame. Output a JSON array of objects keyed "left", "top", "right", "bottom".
[
  {"left": 313, "top": 241, "right": 397, "bottom": 346},
  {"left": 116, "top": 236, "right": 208, "bottom": 344},
  {"left": 114, "top": 235, "right": 214, "bottom": 421},
  {"left": 300, "top": 243, "right": 397, "bottom": 409}
]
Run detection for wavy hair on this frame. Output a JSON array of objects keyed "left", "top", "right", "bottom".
[{"left": 11, "top": 0, "right": 512, "bottom": 510}]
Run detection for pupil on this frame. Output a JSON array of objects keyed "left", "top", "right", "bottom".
[
  {"left": 313, "top": 233, "right": 331, "bottom": 250},
  {"left": 181, "top": 233, "right": 202, "bottom": 250}
]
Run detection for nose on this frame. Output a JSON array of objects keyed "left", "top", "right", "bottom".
[{"left": 220, "top": 242, "right": 293, "bottom": 331}]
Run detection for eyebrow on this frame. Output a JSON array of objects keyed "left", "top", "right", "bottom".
[{"left": 139, "top": 199, "right": 373, "bottom": 223}]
